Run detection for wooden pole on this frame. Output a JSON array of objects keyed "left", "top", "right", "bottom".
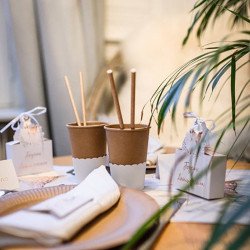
[
  {"left": 130, "top": 69, "right": 136, "bottom": 129},
  {"left": 79, "top": 72, "right": 87, "bottom": 126},
  {"left": 64, "top": 76, "right": 81, "bottom": 126},
  {"left": 107, "top": 69, "right": 124, "bottom": 129}
]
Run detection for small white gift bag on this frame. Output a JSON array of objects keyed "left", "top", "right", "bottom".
[
  {"left": 0, "top": 107, "right": 53, "bottom": 176},
  {"left": 173, "top": 112, "right": 226, "bottom": 199}
]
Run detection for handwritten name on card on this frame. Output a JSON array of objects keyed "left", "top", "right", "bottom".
[
  {"left": 6, "top": 139, "right": 53, "bottom": 176},
  {"left": 0, "top": 160, "right": 19, "bottom": 190}
]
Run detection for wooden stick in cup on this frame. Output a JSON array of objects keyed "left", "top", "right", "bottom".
[
  {"left": 64, "top": 76, "right": 81, "bottom": 126},
  {"left": 79, "top": 72, "right": 87, "bottom": 126},
  {"left": 130, "top": 69, "right": 136, "bottom": 129},
  {"left": 107, "top": 69, "right": 124, "bottom": 129}
]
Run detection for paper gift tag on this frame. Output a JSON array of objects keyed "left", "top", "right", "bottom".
[
  {"left": 1, "top": 107, "right": 53, "bottom": 176},
  {"left": 0, "top": 160, "right": 19, "bottom": 190}
]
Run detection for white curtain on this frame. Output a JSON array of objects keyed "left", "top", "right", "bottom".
[{"left": 0, "top": 0, "right": 104, "bottom": 155}]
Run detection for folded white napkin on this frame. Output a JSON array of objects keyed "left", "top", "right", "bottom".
[{"left": 0, "top": 166, "right": 120, "bottom": 247}]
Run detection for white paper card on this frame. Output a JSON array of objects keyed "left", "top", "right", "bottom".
[
  {"left": 29, "top": 188, "right": 93, "bottom": 218},
  {"left": 0, "top": 160, "right": 19, "bottom": 190},
  {"left": 6, "top": 139, "right": 53, "bottom": 176}
]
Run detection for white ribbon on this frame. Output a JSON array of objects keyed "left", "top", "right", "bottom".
[
  {"left": 0, "top": 107, "right": 47, "bottom": 134},
  {"left": 183, "top": 112, "right": 215, "bottom": 133}
]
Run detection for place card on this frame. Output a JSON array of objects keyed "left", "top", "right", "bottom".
[
  {"left": 6, "top": 139, "right": 53, "bottom": 176},
  {"left": 29, "top": 189, "right": 94, "bottom": 218},
  {"left": 0, "top": 160, "right": 19, "bottom": 190}
]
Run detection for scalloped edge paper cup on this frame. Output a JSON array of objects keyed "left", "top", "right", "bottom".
[
  {"left": 67, "top": 121, "right": 107, "bottom": 181},
  {"left": 105, "top": 124, "right": 149, "bottom": 189}
]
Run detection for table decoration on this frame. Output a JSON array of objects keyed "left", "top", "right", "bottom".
[
  {"left": 65, "top": 73, "right": 107, "bottom": 182},
  {"left": 0, "top": 107, "right": 53, "bottom": 176},
  {"left": 172, "top": 112, "right": 227, "bottom": 199},
  {"left": 105, "top": 69, "right": 149, "bottom": 190}
]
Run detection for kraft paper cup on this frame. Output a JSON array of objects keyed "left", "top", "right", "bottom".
[
  {"left": 105, "top": 124, "right": 149, "bottom": 189},
  {"left": 67, "top": 121, "right": 107, "bottom": 182}
]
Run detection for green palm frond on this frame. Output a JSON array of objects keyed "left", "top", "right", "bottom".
[
  {"left": 147, "top": 34, "right": 250, "bottom": 132},
  {"left": 183, "top": 0, "right": 250, "bottom": 45},
  {"left": 230, "top": 55, "right": 236, "bottom": 131}
]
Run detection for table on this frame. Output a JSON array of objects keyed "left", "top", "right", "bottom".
[{"left": 53, "top": 156, "right": 250, "bottom": 250}]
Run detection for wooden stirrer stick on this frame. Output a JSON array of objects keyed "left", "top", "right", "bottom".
[
  {"left": 64, "top": 76, "right": 81, "bottom": 126},
  {"left": 107, "top": 69, "right": 124, "bottom": 129},
  {"left": 79, "top": 72, "right": 87, "bottom": 126},
  {"left": 130, "top": 69, "right": 136, "bottom": 129}
]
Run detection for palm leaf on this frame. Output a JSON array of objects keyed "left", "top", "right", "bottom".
[
  {"left": 230, "top": 55, "right": 236, "bottom": 131},
  {"left": 212, "top": 60, "right": 249, "bottom": 104},
  {"left": 182, "top": 11, "right": 201, "bottom": 45},
  {"left": 202, "top": 45, "right": 249, "bottom": 93},
  {"left": 227, "top": 225, "right": 250, "bottom": 250},
  {"left": 226, "top": 119, "right": 249, "bottom": 158},
  {"left": 224, "top": 5, "right": 250, "bottom": 24},
  {"left": 185, "top": 67, "right": 203, "bottom": 107},
  {"left": 157, "top": 72, "right": 192, "bottom": 132},
  {"left": 212, "top": 62, "right": 231, "bottom": 91},
  {"left": 121, "top": 193, "right": 183, "bottom": 250},
  {"left": 228, "top": 139, "right": 250, "bottom": 171},
  {"left": 183, "top": 0, "right": 249, "bottom": 45},
  {"left": 152, "top": 39, "right": 249, "bottom": 132}
]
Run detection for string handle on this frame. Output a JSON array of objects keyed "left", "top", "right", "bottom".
[
  {"left": 183, "top": 112, "right": 215, "bottom": 133},
  {"left": 0, "top": 107, "right": 47, "bottom": 133}
]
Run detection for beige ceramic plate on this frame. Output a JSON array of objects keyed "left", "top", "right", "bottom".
[{"left": 0, "top": 185, "right": 158, "bottom": 250}]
